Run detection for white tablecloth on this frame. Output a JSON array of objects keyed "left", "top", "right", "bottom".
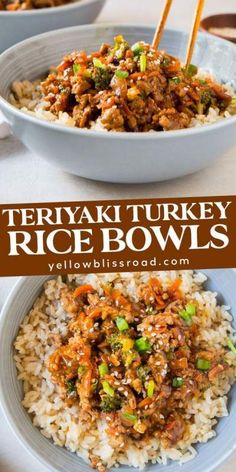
[{"left": 0, "top": 0, "right": 236, "bottom": 471}]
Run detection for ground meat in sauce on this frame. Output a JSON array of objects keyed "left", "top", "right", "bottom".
[
  {"left": 34, "top": 35, "right": 232, "bottom": 132},
  {"left": 47, "top": 277, "right": 229, "bottom": 471}
]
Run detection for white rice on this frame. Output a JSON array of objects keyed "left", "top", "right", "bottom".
[{"left": 14, "top": 270, "right": 236, "bottom": 469}]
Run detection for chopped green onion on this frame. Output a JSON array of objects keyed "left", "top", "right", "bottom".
[
  {"left": 199, "top": 79, "right": 207, "bottom": 85},
  {"left": 102, "top": 380, "right": 115, "bottom": 397},
  {"left": 179, "top": 309, "right": 193, "bottom": 326},
  {"left": 115, "top": 70, "right": 129, "bottom": 79},
  {"left": 170, "top": 77, "right": 181, "bottom": 85},
  {"left": 172, "top": 377, "right": 184, "bottom": 388},
  {"left": 185, "top": 63, "right": 198, "bottom": 77},
  {"left": 99, "top": 363, "right": 109, "bottom": 377},
  {"left": 140, "top": 54, "right": 147, "bottom": 72},
  {"left": 147, "top": 380, "right": 155, "bottom": 398},
  {"left": 73, "top": 63, "right": 81, "bottom": 74},
  {"left": 93, "top": 58, "right": 106, "bottom": 70},
  {"left": 131, "top": 42, "right": 144, "bottom": 56},
  {"left": 226, "top": 338, "right": 236, "bottom": 354},
  {"left": 115, "top": 316, "right": 129, "bottom": 331},
  {"left": 78, "top": 365, "right": 86, "bottom": 375},
  {"left": 196, "top": 359, "right": 211, "bottom": 371},
  {"left": 135, "top": 337, "right": 152, "bottom": 353},
  {"left": 186, "top": 303, "right": 196, "bottom": 316},
  {"left": 122, "top": 412, "right": 137, "bottom": 423}
]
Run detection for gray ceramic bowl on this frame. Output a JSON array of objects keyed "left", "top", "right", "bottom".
[
  {"left": 0, "top": 0, "right": 106, "bottom": 52},
  {"left": 0, "top": 24, "right": 235, "bottom": 183},
  {"left": 0, "top": 270, "right": 236, "bottom": 472}
]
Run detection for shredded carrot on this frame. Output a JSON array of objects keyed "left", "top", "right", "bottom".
[
  {"left": 138, "top": 397, "right": 153, "bottom": 408},
  {"left": 73, "top": 284, "right": 94, "bottom": 298},
  {"left": 87, "top": 307, "right": 102, "bottom": 319},
  {"left": 110, "top": 289, "right": 131, "bottom": 310},
  {"left": 129, "top": 72, "right": 145, "bottom": 79},
  {"left": 57, "top": 60, "right": 72, "bottom": 72}
]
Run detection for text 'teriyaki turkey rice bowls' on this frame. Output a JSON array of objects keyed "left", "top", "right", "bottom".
[
  {"left": 0, "top": 24, "right": 235, "bottom": 183},
  {"left": 0, "top": 0, "right": 106, "bottom": 52},
  {"left": 1, "top": 270, "right": 236, "bottom": 472}
]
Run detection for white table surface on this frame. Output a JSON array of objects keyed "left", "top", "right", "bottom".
[{"left": 0, "top": 0, "right": 236, "bottom": 471}]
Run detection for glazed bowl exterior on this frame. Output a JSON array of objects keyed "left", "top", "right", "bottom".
[
  {"left": 0, "top": 270, "right": 236, "bottom": 471},
  {"left": 0, "top": 24, "right": 235, "bottom": 183},
  {"left": 0, "top": 0, "right": 106, "bottom": 52}
]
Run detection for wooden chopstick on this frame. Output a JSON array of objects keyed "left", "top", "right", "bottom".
[
  {"left": 152, "top": 0, "right": 173, "bottom": 50},
  {"left": 185, "top": 0, "right": 206, "bottom": 67}
]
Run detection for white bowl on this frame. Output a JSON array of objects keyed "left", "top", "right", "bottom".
[
  {"left": 0, "top": 0, "right": 106, "bottom": 52},
  {"left": 0, "top": 270, "right": 236, "bottom": 472},
  {"left": 0, "top": 24, "right": 235, "bottom": 183}
]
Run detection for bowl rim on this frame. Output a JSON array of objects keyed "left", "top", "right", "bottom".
[
  {"left": 0, "top": 22, "right": 235, "bottom": 140},
  {"left": 0, "top": 275, "right": 58, "bottom": 472},
  {"left": 0, "top": 0, "right": 103, "bottom": 16},
  {"left": 1, "top": 271, "right": 236, "bottom": 472}
]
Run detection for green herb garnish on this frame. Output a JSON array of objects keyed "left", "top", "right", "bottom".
[
  {"left": 115, "top": 70, "right": 129, "bottom": 79},
  {"left": 102, "top": 380, "right": 115, "bottom": 397},
  {"left": 184, "top": 63, "right": 198, "bottom": 77},
  {"left": 147, "top": 380, "right": 155, "bottom": 398},
  {"left": 170, "top": 76, "right": 181, "bottom": 85},
  {"left": 226, "top": 338, "right": 236, "bottom": 354},
  {"left": 93, "top": 58, "right": 107, "bottom": 70},
  {"left": 122, "top": 412, "right": 137, "bottom": 423},
  {"left": 73, "top": 63, "right": 81, "bottom": 74},
  {"left": 78, "top": 365, "right": 86, "bottom": 376},
  {"left": 179, "top": 303, "right": 196, "bottom": 326},
  {"left": 140, "top": 54, "right": 147, "bottom": 72},
  {"left": 196, "top": 359, "right": 211, "bottom": 371},
  {"left": 115, "top": 317, "right": 129, "bottom": 331},
  {"left": 172, "top": 377, "right": 184, "bottom": 388},
  {"left": 99, "top": 363, "right": 109, "bottom": 377},
  {"left": 131, "top": 42, "right": 144, "bottom": 56},
  {"left": 135, "top": 337, "right": 152, "bottom": 353}
]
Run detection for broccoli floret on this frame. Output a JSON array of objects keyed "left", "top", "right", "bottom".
[
  {"left": 93, "top": 68, "right": 112, "bottom": 90},
  {"left": 113, "top": 35, "right": 129, "bottom": 60},
  {"left": 107, "top": 333, "right": 123, "bottom": 351},
  {"left": 66, "top": 379, "right": 76, "bottom": 394},
  {"left": 100, "top": 394, "right": 122, "bottom": 412},
  {"left": 137, "top": 365, "right": 150, "bottom": 383},
  {"left": 201, "top": 89, "right": 213, "bottom": 107}
]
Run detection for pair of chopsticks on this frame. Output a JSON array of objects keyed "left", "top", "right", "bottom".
[{"left": 152, "top": 0, "right": 206, "bottom": 66}]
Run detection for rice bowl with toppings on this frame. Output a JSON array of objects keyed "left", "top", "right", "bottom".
[
  {"left": 13, "top": 270, "right": 236, "bottom": 471},
  {"left": 9, "top": 35, "right": 236, "bottom": 133}
]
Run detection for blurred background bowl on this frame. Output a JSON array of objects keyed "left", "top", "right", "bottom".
[
  {"left": 0, "top": 24, "right": 235, "bottom": 183},
  {"left": 201, "top": 14, "right": 236, "bottom": 44},
  {"left": 0, "top": 0, "right": 106, "bottom": 52},
  {"left": 0, "top": 270, "right": 236, "bottom": 472}
]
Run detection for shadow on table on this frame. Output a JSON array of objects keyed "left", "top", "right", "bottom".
[
  {"left": 64, "top": 167, "right": 209, "bottom": 200},
  {"left": 0, "top": 135, "right": 26, "bottom": 162}
]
